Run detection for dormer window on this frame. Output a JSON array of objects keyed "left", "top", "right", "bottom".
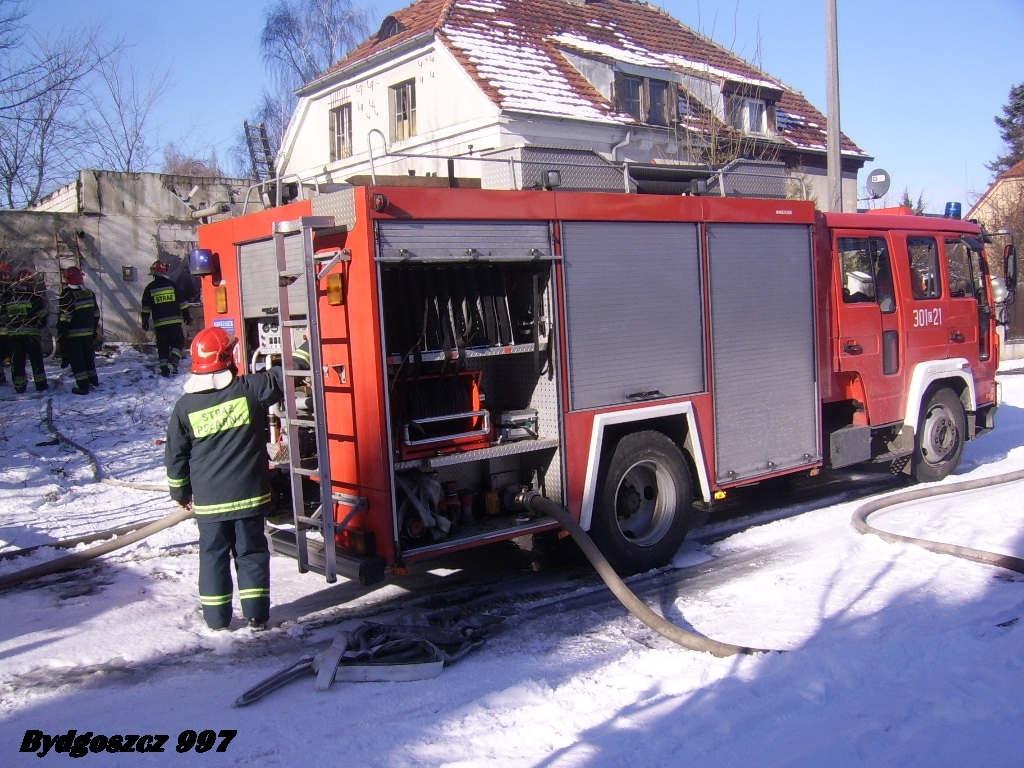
[
  {"left": 615, "top": 73, "right": 674, "bottom": 127},
  {"left": 378, "top": 15, "right": 405, "bottom": 41},
  {"left": 727, "top": 95, "right": 771, "bottom": 135}
]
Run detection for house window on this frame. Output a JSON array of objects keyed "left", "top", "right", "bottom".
[
  {"left": 728, "top": 96, "right": 769, "bottom": 134},
  {"left": 329, "top": 103, "right": 352, "bottom": 162},
  {"left": 616, "top": 74, "right": 674, "bottom": 127},
  {"left": 390, "top": 79, "right": 417, "bottom": 142}
]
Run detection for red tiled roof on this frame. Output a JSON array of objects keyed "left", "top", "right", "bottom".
[
  {"left": 320, "top": 0, "right": 864, "bottom": 156},
  {"left": 1003, "top": 159, "right": 1024, "bottom": 179}
]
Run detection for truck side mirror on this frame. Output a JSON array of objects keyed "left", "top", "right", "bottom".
[{"left": 1005, "top": 244, "right": 1018, "bottom": 290}]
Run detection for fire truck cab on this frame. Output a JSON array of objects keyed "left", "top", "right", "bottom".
[{"left": 194, "top": 185, "right": 1006, "bottom": 586}]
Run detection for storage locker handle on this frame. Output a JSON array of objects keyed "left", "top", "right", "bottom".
[{"left": 402, "top": 411, "right": 491, "bottom": 447}]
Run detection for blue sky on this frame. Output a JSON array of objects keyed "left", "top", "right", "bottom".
[{"left": 27, "top": 0, "right": 1024, "bottom": 211}]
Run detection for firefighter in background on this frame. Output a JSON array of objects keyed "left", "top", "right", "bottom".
[
  {"left": 57, "top": 266, "right": 100, "bottom": 395},
  {"left": 164, "top": 327, "right": 284, "bottom": 631},
  {"left": 0, "top": 264, "right": 11, "bottom": 385},
  {"left": 7, "top": 269, "right": 50, "bottom": 394},
  {"left": 141, "top": 259, "right": 190, "bottom": 377}
]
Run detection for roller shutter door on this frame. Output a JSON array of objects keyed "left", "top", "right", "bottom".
[
  {"left": 376, "top": 221, "right": 552, "bottom": 262},
  {"left": 707, "top": 223, "right": 820, "bottom": 483},
  {"left": 561, "top": 222, "right": 705, "bottom": 410},
  {"left": 239, "top": 235, "right": 308, "bottom": 318}
]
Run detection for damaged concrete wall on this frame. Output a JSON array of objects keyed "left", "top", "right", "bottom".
[{"left": 4, "top": 170, "right": 261, "bottom": 345}]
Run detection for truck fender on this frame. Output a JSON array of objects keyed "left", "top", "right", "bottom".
[
  {"left": 579, "top": 402, "right": 710, "bottom": 531},
  {"left": 902, "top": 358, "right": 976, "bottom": 435}
]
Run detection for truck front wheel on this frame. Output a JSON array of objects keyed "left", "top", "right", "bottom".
[
  {"left": 591, "top": 431, "right": 693, "bottom": 575},
  {"left": 911, "top": 387, "right": 965, "bottom": 483}
]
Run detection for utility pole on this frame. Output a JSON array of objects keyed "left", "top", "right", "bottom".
[{"left": 825, "top": 0, "right": 843, "bottom": 212}]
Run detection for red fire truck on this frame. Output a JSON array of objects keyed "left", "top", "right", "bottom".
[{"left": 193, "top": 185, "right": 1015, "bottom": 586}]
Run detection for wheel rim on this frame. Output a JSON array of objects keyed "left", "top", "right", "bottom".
[
  {"left": 920, "top": 402, "right": 960, "bottom": 466},
  {"left": 613, "top": 459, "right": 677, "bottom": 546}
]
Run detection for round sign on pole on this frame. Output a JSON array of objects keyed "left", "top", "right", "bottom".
[{"left": 867, "top": 168, "right": 891, "bottom": 200}]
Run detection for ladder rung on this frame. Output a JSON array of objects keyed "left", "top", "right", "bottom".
[
  {"left": 281, "top": 319, "right": 307, "bottom": 328},
  {"left": 295, "top": 515, "right": 324, "bottom": 527},
  {"left": 285, "top": 369, "right": 310, "bottom": 377},
  {"left": 289, "top": 418, "right": 316, "bottom": 427},
  {"left": 291, "top": 467, "right": 320, "bottom": 477}
]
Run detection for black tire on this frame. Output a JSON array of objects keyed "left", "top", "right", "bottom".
[
  {"left": 591, "top": 430, "right": 693, "bottom": 575},
  {"left": 911, "top": 387, "right": 966, "bottom": 483}
]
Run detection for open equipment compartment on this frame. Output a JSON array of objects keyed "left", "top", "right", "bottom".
[{"left": 376, "top": 220, "right": 563, "bottom": 557}]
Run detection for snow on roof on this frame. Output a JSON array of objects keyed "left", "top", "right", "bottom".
[
  {"left": 444, "top": 26, "right": 614, "bottom": 121},
  {"left": 326, "top": 0, "right": 865, "bottom": 156}
]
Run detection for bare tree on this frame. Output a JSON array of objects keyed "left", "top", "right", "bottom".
[
  {"left": 261, "top": 0, "right": 372, "bottom": 89},
  {"left": 0, "top": 26, "right": 117, "bottom": 208},
  {"left": 246, "top": 0, "right": 373, "bottom": 167},
  {"left": 161, "top": 142, "right": 225, "bottom": 178},
  {"left": 83, "top": 51, "right": 172, "bottom": 173},
  {"left": 0, "top": 0, "right": 25, "bottom": 53}
]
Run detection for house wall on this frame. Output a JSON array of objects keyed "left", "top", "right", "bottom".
[
  {"left": 284, "top": 46, "right": 864, "bottom": 207},
  {"left": 283, "top": 43, "right": 500, "bottom": 185},
  {"left": 2, "top": 171, "right": 259, "bottom": 345}
]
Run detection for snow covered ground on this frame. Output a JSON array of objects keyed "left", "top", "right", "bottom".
[{"left": 1, "top": 348, "right": 1023, "bottom": 767}]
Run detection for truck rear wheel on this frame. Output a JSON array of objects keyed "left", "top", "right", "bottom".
[
  {"left": 592, "top": 431, "right": 693, "bottom": 575},
  {"left": 911, "top": 387, "right": 965, "bottom": 483}
]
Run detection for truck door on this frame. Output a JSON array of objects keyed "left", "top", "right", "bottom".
[
  {"left": 834, "top": 233, "right": 904, "bottom": 424},
  {"left": 899, "top": 234, "right": 951, "bottom": 368},
  {"left": 943, "top": 235, "right": 992, "bottom": 365}
]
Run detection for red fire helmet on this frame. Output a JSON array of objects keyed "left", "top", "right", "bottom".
[{"left": 190, "top": 327, "right": 237, "bottom": 374}]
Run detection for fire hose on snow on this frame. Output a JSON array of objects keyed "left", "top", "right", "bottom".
[
  {"left": 0, "top": 398, "right": 191, "bottom": 590},
  {"left": 852, "top": 467, "right": 1024, "bottom": 575},
  {"left": 508, "top": 488, "right": 775, "bottom": 658},
  {"left": 510, "top": 465, "right": 1024, "bottom": 659}
]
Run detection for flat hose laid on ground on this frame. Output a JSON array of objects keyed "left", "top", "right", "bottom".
[
  {"left": 513, "top": 489, "right": 776, "bottom": 658},
  {"left": 852, "top": 468, "right": 1024, "bottom": 574},
  {"left": 0, "top": 518, "right": 164, "bottom": 560},
  {"left": 0, "top": 397, "right": 189, "bottom": 590},
  {"left": 45, "top": 397, "right": 170, "bottom": 493},
  {"left": 0, "top": 505, "right": 196, "bottom": 590}
]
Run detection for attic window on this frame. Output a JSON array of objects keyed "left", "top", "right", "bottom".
[
  {"left": 615, "top": 74, "right": 674, "bottom": 127},
  {"left": 378, "top": 15, "right": 404, "bottom": 41},
  {"left": 727, "top": 95, "right": 771, "bottom": 135}
]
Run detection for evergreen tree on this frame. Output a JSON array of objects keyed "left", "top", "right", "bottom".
[
  {"left": 898, "top": 189, "right": 926, "bottom": 215},
  {"left": 987, "top": 82, "right": 1024, "bottom": 176}
]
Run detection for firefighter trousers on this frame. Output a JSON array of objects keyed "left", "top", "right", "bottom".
[
  {"left": 197, "top": 516, "right": 270, "bottom": 630},
  {"left": 154, "top": 323, "right": 185, "bottom": 376},
  {"left": 0, "top": 333, "right": 9, "bottom": 383},
  {"left": 65, "top": 335, "right": 98, "bottom": 389},
  {"left": 10, "top": 334, "right": 48, "bottom": 392}
]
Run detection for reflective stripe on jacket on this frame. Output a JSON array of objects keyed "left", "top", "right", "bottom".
[{"left": 164, "top": 368, "right": 284, "bottom": 522}]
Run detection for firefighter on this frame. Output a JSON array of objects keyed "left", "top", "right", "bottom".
[
  {"left": 141, "top": 259, "right": 190, "bottom": 377},
  {"left": 7, "top": 269, "right": 50, "bottom": 394},
  {"left": 0, "top": 263, "right": 11, "bottom": 385},
  {"left": 164, "top": 327, "right": 284, "bottom": 631},
  {"left": 57, "top": 266, "right": 100, "bottom": 395}
]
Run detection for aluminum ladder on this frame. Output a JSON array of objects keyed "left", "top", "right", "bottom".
[{"left": 272, "top": 216, "right": 347, "bottom": 583}]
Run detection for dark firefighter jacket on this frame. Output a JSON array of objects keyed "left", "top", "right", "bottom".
[
  {"left": 6, "top": 286, "right": 49, "bottom": 337},
  {"left": 141, "top": 275, "right": 190, "bottom": 330},
  {"left": 57, "top": 286, "right": 99, "bottom": 339},
  {"left": 165, "top": 368, "right": 284, "bottom": 520}
]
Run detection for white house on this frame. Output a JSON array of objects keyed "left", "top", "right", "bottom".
[{"left": 276, "top": 0, "right": 869, "bottom": 206}]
